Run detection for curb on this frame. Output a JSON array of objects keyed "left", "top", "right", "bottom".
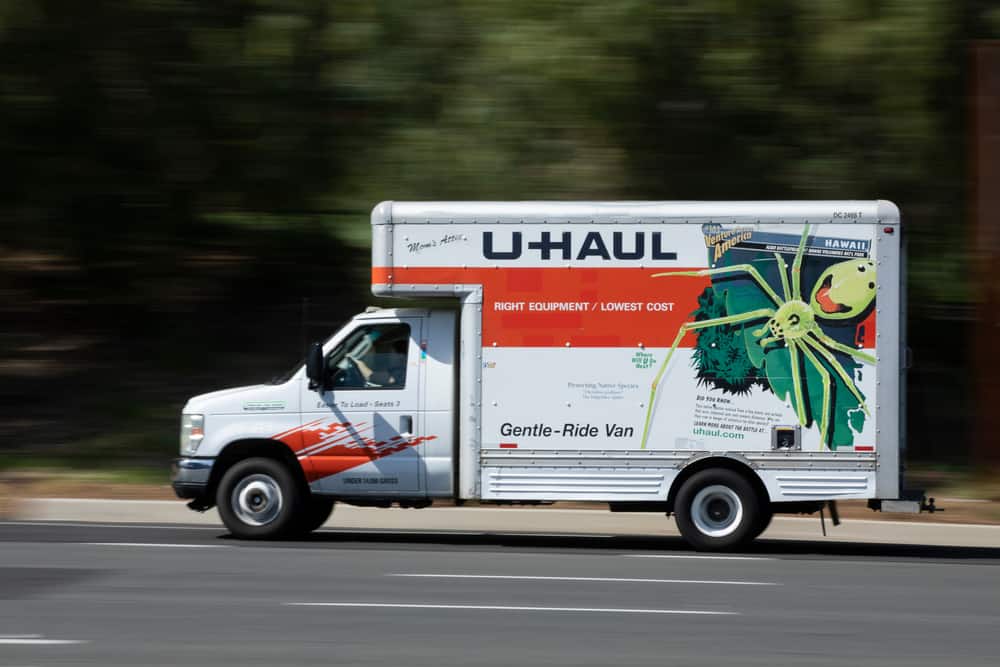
[{"left": 9, "top": 498, "right": 1000, "bottom": 548}]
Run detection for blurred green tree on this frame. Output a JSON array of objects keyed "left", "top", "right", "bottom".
[{"left": 0, "top": 0, "right": 997, "bottom": 466}]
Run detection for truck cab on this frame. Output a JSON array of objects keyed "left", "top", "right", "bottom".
[{"left": 172, "top": 307, "right": 456, "bottom": 537}]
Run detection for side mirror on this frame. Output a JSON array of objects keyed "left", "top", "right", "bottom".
[{"left": 305, "top": 342, "right": 325, "bottom": 391}]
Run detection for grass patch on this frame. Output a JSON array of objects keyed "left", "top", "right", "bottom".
[
  {"left": 906, "top": 464, "right": 1000, "bottom": 501},
  {"left": 0, "top": 457, "right": 169, "bottom": 486}
]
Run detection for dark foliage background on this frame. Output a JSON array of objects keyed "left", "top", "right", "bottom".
[{"left": 1, "top": 1, "right": 997, "bottom": 469}]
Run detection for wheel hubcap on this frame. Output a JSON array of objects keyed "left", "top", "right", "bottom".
[
  {"left": 231, "top": 474, "right": 283, "bottom": 526},
  {"left": 691, "top": 485, "right": 743, "bottom": 538}
]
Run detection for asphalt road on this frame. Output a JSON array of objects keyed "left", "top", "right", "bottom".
[{"left": 1, "top": 522, "right": 999, "bottom": 666}]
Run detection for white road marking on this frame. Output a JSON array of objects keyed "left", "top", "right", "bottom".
[
  {"left": 389, "top": 573, "right": 778, "bottom": 586},
  {"left": 626, "top": 554, "right": 775, "bottom": 561},
  {"left": 0, "top": 635, "right": 87, "bottom": 645},
  {"left": 285, "top": 602, "right": 737, "bottom": 615},
  {"left": 81, "top": 542, "right": 227, "bottom": 549}
]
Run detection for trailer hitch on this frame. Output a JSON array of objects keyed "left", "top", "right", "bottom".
[{"left": 866, "top": 493, "right": 940, "bottom": 514}]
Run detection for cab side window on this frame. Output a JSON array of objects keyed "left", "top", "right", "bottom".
[{"left": 326, "top": 323, "right": 410, "bottom": 390}]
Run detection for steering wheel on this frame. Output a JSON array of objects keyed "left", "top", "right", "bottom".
[{"left": 338, "top": 355, "right": 366, "bottom": 387}]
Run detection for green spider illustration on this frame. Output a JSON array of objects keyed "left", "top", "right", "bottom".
[{"left": 639, "top": 224, "right": 876, "bottom": 450}]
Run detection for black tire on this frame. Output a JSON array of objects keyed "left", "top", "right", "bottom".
[
  {"left": 216, "top": 457, "right": 304, "bottom": 539},
  {"left": 674, "top": 469, "right": 761, "bottom": 551},
  {"left": 291, "top": 496, "right": 336, "bottom": 536},
  {"left": 751, "top": 505, "right": 774, "bottom": 540}
]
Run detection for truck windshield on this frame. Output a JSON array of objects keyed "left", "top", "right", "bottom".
[
  {"left": 267, "top": 317, "right": 353, "bottom": 385},
  {"left": 268, "top": 355, "right": 306, "bottom": 385}
]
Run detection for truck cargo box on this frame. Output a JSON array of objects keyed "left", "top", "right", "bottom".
[{"left": 371, "top": 201, "right": 905, "bottom": 506}]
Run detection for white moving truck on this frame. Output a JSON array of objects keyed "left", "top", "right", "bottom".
[{"left": 173, "top": 200, "right": 921, "bottom": 550}]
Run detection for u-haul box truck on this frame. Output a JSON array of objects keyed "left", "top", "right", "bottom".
[{"left": 173, "top": 200, "right": 921, "bottom": 550}]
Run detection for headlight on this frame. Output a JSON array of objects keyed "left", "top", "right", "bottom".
[{"left": 180, "top": 413, "right": 205, "bottom": 456}]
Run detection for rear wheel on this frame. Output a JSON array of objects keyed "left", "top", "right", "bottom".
[
  {"left": 674, "top": 469, "right": 761, "bottom": 551},
  {"left": 751, "top": 505, "right": 774, "bottom": 540},
  {"left": 217, "top": 457, "right": 304, "bottom": 539}
]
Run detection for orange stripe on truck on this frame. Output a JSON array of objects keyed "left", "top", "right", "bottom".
[{"left": 373, "top": 265, "right": 878, "bottom": 348}]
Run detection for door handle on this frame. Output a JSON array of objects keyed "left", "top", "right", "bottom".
[{"left": 399, "top": 415, "right": 413, "bottom": 436}]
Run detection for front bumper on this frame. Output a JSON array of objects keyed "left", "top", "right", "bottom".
[{"left": 171, "top": 457, "right": 215, "bottom": 500}]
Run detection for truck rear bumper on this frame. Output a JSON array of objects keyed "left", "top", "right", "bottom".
[
  {"left": 868, "top": 489, "right": 933, "bottom": 514},
  {"left": 171, "top": 458, "right": 215, "bottom": 499}
]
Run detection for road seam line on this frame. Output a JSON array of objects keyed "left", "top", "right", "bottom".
[
  {"left": 81, "top": 542, "right": 227, "bottom": 548},
  {"left": 625, "top": 554, "right": 774, "bottom": 560},
  {"left": 284, "top": 602, "right": 737, "bottom": 615},
  {"left": 389, "top": 573, "right": 778, "bottom": 586},
  {"left": 0, "top": 521, "right": 221, "bottom": 530}
]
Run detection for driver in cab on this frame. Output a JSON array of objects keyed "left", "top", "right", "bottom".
[
  {"left": 330, "top": 325, "right": 409, "bottom": 390},
  {"left": 352, "top": 337, "right": 407, "bottom": 387}
]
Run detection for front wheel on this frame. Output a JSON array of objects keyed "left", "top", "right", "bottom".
[
  {"left": 216, "top": 457, "right": 304, "bottom": 539},
  {"left": 674, "top": 469, "right": 762, "bottom": 551},
  {"left": 291, "top": 496, "right": 336, "bottom": 536}
]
